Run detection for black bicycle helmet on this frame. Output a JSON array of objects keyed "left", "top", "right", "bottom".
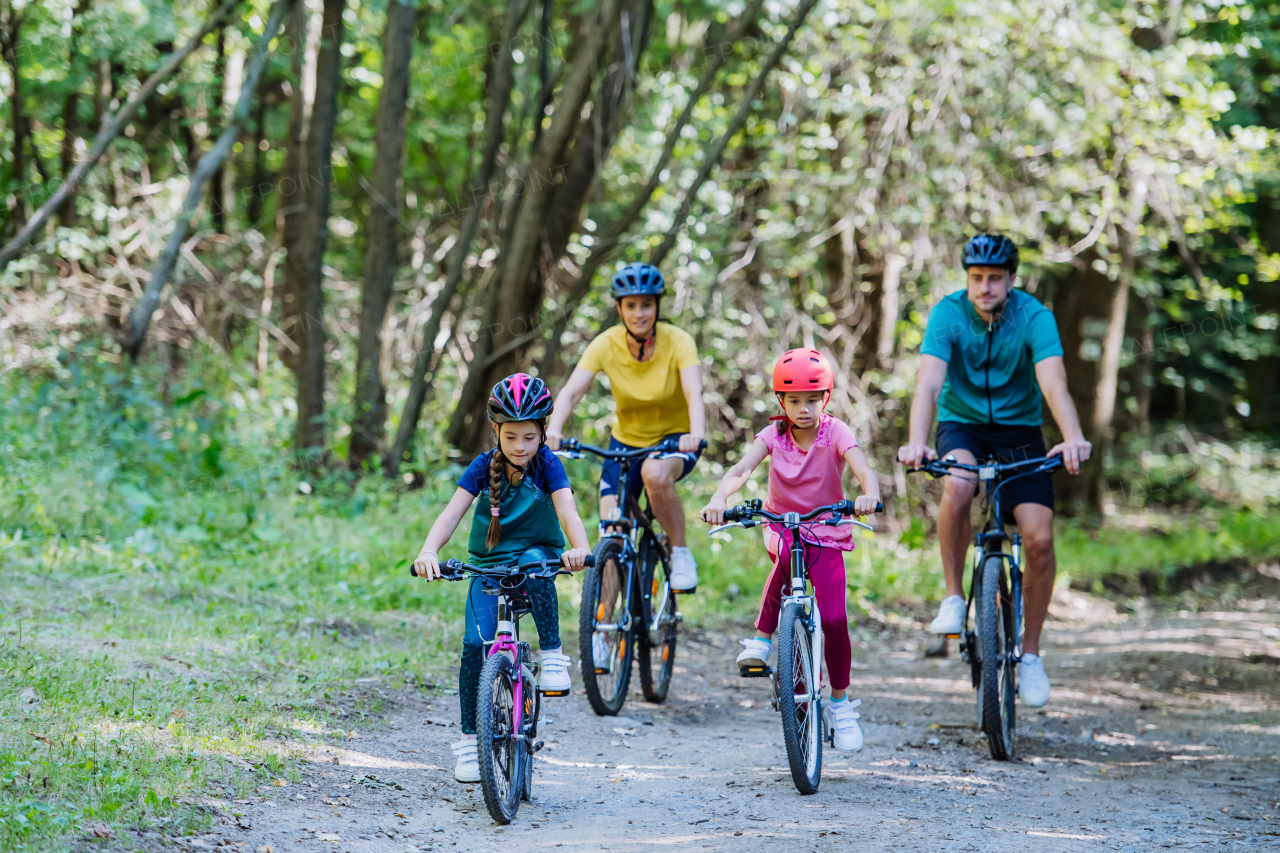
[
  {"left": 487, "top": 373, "right": 553, "bottom": 423},
  {"left": 610, "top": 262, "right": 666, "bottom": 300},
  {"left": 962, "top": 234, "right": 1019, "bottom": 275}
]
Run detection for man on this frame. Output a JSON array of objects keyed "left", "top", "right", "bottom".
[{"left": 897, "top": 234, "right": 1092, "bottom": 706}]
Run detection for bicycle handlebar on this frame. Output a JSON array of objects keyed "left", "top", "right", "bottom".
[
  {"left": 554, "top": 436, "right": 707, "bottom": 461},
  {"left": 906, "top": 454, "right": 1064, "bottom": 480},
  {"left": 716, "top": 494, "right": 885, "bottom": 527},
  {"left": 409, "top": 555, "right": 594, "bottom": 580}
]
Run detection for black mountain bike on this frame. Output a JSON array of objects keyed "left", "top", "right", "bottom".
[
  {"left": 410, "top": 555, "right": 594, "bottom": 824},
  {"left": 555, "top": 436, "right": 703, "bottom": 715},
  {"left": 709, "top": 498, "right": 881, "bottom": 794},
  {"left": 908, "top": 454, "right": 1063, "bottom": 760}
]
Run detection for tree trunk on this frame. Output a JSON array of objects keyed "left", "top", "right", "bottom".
[
  {"left": 58, "top": 0, "right": 92, "bottom": 227},
  {"left": 2, "top": 0, "right": 27, "bottom": 230},
  {"left": 285, "top": 0, "right": 346, "bottom": 454},
  {"left": 1246, "top": 193, "right": 1280, "bottom": 431},
  {"left": 384, "top": 0, "right": 527, "bottom": 477},
  {"left": 349, "top": 0, "right": 416, "bottom": 469},
  {"left": 0, "top": 0, "right": 243, "bottom": 272},
  {"left": 876, "top": 253, "right": 905, "bottom": 366},
  {"left": 445, "top": 0, "right": 624, "bottom": 451},
  {"left": 276, "top": 0, "right": 310, "bottom": 361},
  {"left": 1087, "top": 240, "right": 1133, "bottom": 512},
  {"left": 120, "top": 0, "right": 293, "bottom": 357},
  {"left": 210, "top": 22, "right": 229, "bottom": 234}
]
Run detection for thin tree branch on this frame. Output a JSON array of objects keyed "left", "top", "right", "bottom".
[
  {"left": 0, "top": 0, "right": 242, "bottom": 271},
  {"left": 120, "top": 0, "right": 292, "bottom": 356}
]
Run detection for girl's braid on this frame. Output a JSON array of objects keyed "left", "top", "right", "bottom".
[{"left": 484, "top": 449, "right": 504, "bottom": 549}]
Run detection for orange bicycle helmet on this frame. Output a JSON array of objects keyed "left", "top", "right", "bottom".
[{"left": 772, "top": 348, "right": 833, "bottom": 393}]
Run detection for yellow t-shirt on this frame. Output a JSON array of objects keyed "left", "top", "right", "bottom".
[{"left": 579, "top": 322, "right": 700, "bottom": 447}]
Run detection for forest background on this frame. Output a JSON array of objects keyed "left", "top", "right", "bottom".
[{"left": 1, "top": 0, "right": 1279, "bottom": 849}]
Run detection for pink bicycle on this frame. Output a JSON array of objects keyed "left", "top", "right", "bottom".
[{"left": 422, "top": 556, "right": 593, "bottom": 824}]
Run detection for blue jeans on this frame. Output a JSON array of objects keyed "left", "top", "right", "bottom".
[{"left": 458, "top": 547, "right": 561, "bottom": 734}]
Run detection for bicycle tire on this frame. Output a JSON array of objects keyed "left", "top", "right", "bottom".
[
  {"left": 637, "top": 536, "right": 677, "bottom": 703},
  {"left": 476, "top": 654, "right": 522, "bottom": 824},
  {"left": 777, "top": 603, "right": 822, "bottom": 794},
  {"left": 978, "top": 553, "right": 1016, "bottom": 760},
  {"left": 579, "top": 538, "right": 635, "bottom": 716}
]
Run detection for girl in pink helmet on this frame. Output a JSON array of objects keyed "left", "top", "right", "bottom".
[{"left": 701, "top": 349, "right": 881, "bottom": 752}]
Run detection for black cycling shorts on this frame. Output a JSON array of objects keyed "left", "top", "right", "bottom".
[
  {"left": 935, "top": 421, "right": 1055, "bottom": 518},
  {"left": 599, "top": 433, "right": 701, "bottom": 501}
]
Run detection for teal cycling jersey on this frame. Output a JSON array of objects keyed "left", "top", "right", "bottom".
[{"left": 920, "top": 288, "right": 1064, "bottom": 427}]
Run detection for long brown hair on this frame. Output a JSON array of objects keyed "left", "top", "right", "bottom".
[{"left": 483, "top": 419, "right": 547, "bottom": 550}]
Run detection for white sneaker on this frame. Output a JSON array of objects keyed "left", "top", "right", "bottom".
[
  {"left": 930, "top": 595, "right": 967, "bottom": 634},
  {"left": 670, "top": 546, "right": 698, "bottom": 593},
  {"left": 1019, "top": 653, "right": 1050, "bottom": 707},
  {"left": 591, "top": 632, "right": 611, "bottom": 672},
  {"left": 452, "top": 737, "right": 479, "bottom": 783},
  {"left": 826, "top": 698, "right": 863, "bottom": 752},
  {"left": 539, "top": 648, "right": 572, "bottom": 693},
  {"left": 735, "top": 637, "right": 772, "bottom": 668}
]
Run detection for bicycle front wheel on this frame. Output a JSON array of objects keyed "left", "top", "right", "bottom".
[
  {"left": 978, "top": 553, "right": 1016, "bottom": 760},
  {"left": 476, "top": 654, "right": 522, "bottom": 824},
  {"left": 637, "top": 536, "right": 678, "bottom": 703},
  {"left": 579, "top": 538, "right": 635, "bottom": 716},
  {"left": 777, "top": 603, "right": 822, "bottom": 794}
]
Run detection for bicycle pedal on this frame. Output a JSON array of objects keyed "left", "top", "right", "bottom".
[
  {"left": 593, "top": 666, "right": 611, "bottom": 675},
  {"left": 533, "top": 740, "right": 546, "bottom": 753},
  {"left": 540, "top": 688, "right": 570, "bottom": 697},
  {"left": 945, "top": 633, "right": 961, "bottom": 639},
  {"left": 673, "top": 585, "right": 697, "bottom": 595},
  {"left": 739, "top": 665, "right": 773, "bottom": 678}
]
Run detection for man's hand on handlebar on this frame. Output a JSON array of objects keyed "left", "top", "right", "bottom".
[
  {"left": 1047, "top": 438, "right": 1091, "bottom": 476},
  {"left": 897, "top": 443, "right": 937, "bottom": 470},
  {"left": 412, "top": 547, "right": 442, "bottom": 581},
  {"left": 699, "top": 497, "right": 728, "bottom": 525},
  {"left": 561, "top": 548, "right": 592, "bottom": 571}
]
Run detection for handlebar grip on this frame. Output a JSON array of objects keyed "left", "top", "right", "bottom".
[{"left": 580, "top": 554, "right": 596, "bottom": 568}]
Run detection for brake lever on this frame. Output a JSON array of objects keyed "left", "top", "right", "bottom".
[
  {"left": 554, "top": 450, "right": 583, "bottom": 459},
  {"left": 708, "top": 520, "right": 757, "bottom": 536},
  {"left": 825, "top": 518, "right": 876, "bottom": 531}
]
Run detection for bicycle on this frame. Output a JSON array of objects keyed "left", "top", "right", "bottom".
[
  {"left": 907, "top": 453, "right": 1064, "bottom": 761},
  {"left": 554, "top": 436, "right": 704, "bottom": 715},
  {"left": 708, "top": 498, "right": 881, "bottom": 794},
  {"left": 409, "top": 555, "right": 594, "bottom": 824}
]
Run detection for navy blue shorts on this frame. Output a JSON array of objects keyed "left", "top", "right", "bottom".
[
  {"left": 935, "top": 421, "right": 1055, "bottom": 518},
  {"left": 598, "top": 433, "right": 701, "bottom": 501}
]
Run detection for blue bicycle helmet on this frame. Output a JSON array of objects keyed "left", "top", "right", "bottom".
[
  {"left": 962, "top": 234, "right": 1019, "bottom": 275},
  {"left": 610, "top": 262, "right": 666, "bottom": 300}
]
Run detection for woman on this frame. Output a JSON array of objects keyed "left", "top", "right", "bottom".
[{"left": 546, "top": 262, "right": 705, "bottom": 592}]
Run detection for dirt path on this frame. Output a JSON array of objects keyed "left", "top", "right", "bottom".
[{"left": 172, "top": 590, "right": 1279, "bottom": 852}]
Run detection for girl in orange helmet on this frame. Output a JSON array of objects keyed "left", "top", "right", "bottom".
[{"left": 701, "top": 349, "right": 881, "bottom": 751}]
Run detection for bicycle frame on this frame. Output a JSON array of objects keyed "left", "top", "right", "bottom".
[
  {"left": 557, "top": 438, "right": 693, "bottom": 636},
  {"left": 779, "top": 513, "right": 823, "bottom": 705}
]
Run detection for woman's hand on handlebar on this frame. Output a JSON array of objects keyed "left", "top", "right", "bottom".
[
  {"left": 561, "top": 548, "right": 592, "bottom": 571},
  {"left": 678, "top": 432, "right": 704, "bottom": 454},
  {"left": 700, "top": 497, "right": 728, "bottom": 525},
  {"left": 545, "top": 427, "right": 563, "bottom": 452},
  {"left": 412, "top": 547, "right": 442, "bottom": 580},
  {"left": 852, "top": 495, "right": 881, "bottom": 516}
]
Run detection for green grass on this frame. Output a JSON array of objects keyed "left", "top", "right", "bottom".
[{"left": 2, "top": 356, "right": 1278, "bottom": 850}]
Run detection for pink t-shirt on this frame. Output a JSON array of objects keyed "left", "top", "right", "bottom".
[{"left": 756, "top": 414, "right": 860, "bottom": 553}]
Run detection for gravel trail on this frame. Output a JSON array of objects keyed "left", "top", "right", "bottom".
[{"left": 184, "top": 590, "right": 1279, "bottom": 852}]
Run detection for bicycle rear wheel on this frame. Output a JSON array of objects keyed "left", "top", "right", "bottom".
[
  {"left": 978, "top": 553, "right": 1016, "bottom": 760},
  {"left": 637, "top": 536, "right": 677, "bottom": 703},
  {"left": 777, "top": 603, "right": 822, "bottom": 794},
  {"left": 579, "top": 538, "right": 634, "bottom": 716},
  {"left": 476, "top": 654, "right": 522, "bottom": 824}
]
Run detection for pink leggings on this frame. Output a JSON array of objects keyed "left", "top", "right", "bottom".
[{"left": 754, "top": 531, "right": 852, "bottom": 691}]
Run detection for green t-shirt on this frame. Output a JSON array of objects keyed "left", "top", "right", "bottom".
[{"left": 919, "top": 288, "right": 1064, "bottom": 426}]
